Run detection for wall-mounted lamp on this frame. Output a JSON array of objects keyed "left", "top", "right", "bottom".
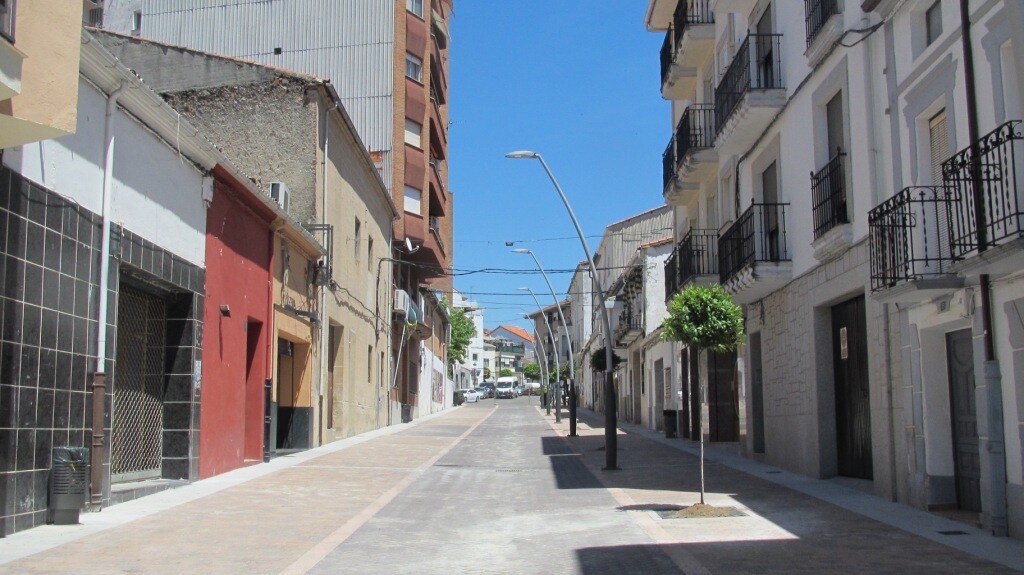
[{"left": 219, "top": 304, "right": 231, "bottom": 317}]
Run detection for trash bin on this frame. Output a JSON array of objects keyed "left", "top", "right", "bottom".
[
  {"left": 49, "top": 446, "right": 89, "bottom": 525},
  {"left": 663, "top": 410, "right": 678, "bottom": 439}
]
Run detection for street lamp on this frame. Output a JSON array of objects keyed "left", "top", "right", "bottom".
[
  {"left": 519, "top": 287, "right": 560, "bottom": 421},
  {"left": 506, "top": 150, "right": 618, "bottom": 469},
  {"left": 513, "top": 248, "right": 577, "bottom": 436}
]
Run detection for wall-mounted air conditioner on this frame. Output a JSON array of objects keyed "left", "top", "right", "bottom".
[
  {"left": 394, "top": 288, "right": 413, "bottom": 318},
  {"left": 269, "top": 182, "right": 290, "bottom": 214}
]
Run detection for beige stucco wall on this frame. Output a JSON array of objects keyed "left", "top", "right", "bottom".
[
  {"left": 317, "top": 94, "right": 396, "bottom": 440},
  {"left": 0, "top": 1, "right": 81, "bottom": 148},
  {"left": 271, "top": 234, "right": 319, "bottom": 409}
]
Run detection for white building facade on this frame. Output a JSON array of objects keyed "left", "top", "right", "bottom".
[{"left": 647, "top": 0, "right": 1024, "bottom": 540}]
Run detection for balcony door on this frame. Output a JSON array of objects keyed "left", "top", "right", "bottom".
[
  {"left": 761, "top": 161, "right": 781, "bottom": 261},
  {"left": 755, "top": 4, "right": 775, "bottom": 88}
]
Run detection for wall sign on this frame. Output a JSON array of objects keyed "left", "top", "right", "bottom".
[{"left": 839, "top": 327, "right": 848, "bottom": 360}]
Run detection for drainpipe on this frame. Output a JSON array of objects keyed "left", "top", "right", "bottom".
[
  {"left": 959, "top": 0, "right": 1007, "bottom": 537},
  {"left": 90, "top": 81, "right": 126, "bottom": 511}
]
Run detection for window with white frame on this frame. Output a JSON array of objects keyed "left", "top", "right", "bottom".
[
  {"left": 131, "top": 10, "right": 143, "bottom": 35},
  {"left": 404, "top": 118, "right": 422, "bottom": 148},
  {"left": 404, "top": 186, "right": 422, "bottom": 214},
  {"left": 406, "top": 53, "right": 423, "bottom": 82},
  {"left": 407, "top": 0, "right": 424, "bottom": 18}
]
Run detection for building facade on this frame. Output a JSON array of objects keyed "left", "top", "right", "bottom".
[{"left": 647, "top": 0, "right": 1024, "bottom": 540}]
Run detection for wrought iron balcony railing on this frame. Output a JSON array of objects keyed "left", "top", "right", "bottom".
[
  {"left": 715, "top": 34, "right": 784, "bottom": 134},
  {"left": 614, "top": 311, "right": 643, "bottom": 342},
  {"left": 664, "top": 247, "right": 680, "bottom": 301},
  {"left": 662, "top": 138, "right": 676, "bottom": 190},
  {"left": 868, "top": 186, "right": 959, "bottom": 291},
  {"left": 719, "top": 202, "right": 790, "bottom": 284},
  {"left": 942, "top": 120, "right": 1024, "bottom": 258},
  {"left": 679, "top": 228, "right": 719, "bottom": 285},
  {"left": 660, "top": 30, "right": 674, "bottom": 88},
  {"left": 675, "top": 105, "right": 715, "bottom": 166},
  {"left": 673, "top": 0, "right": 715, "bottom": 48},
  {"left": 805, "top": 0, "right": 839, "bottom": 46},
  {"left": 811, "top": 149, "right": 848, "bottom": 238}
]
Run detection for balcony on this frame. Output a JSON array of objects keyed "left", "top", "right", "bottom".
[
  {"left": 665, "top": 104, "right": 716, "bottom": 205},
  {"left": 660, "top": 1, "right": 715, "bottom": 100},
  {"left": 428, "top": 157, "right": 447, "bottom": 216},
  {"left": 714, "top": 34, "right": 786, "bottom": 156},
  {"left": 664, "top": 247, "right": 680, "bottom": 301},
  {"left": 868, "top": 186, "right": 962, "bottom": 301},
  {"left": 810, "top": 150, "right": 852, "bottom": 261},
  {"left": 942, "top": 120, "right": 1024, "bottom": 276},
  {"left": 718, "top": 202, "right": 792, "bottom": 304},
  {"left": 665, "top": 228, "right": 719, "bottom": 300},
  {"left": 805, "top": 0, "right": 843, "bottom": 65},
  {"left": 662, "top": 138, "right": 676, "bottom": 194},
  {"left": 614, "top": 310, "right": 643, "bottom": 347}
]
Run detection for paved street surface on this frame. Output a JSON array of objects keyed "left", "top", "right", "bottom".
[{"left": 1, "top": 397, "right": 1023, "bottom": 574}]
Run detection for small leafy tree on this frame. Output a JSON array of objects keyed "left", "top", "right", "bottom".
[
  {"left": 441, "top": 300, "right": 477, "bottom": 372},
  {"left": 499, "top": 368, "right": 515, "bottom": 377},
  {"left": 661, "top": 284, "right": 744, "bottom": 505},
  {"left": 589, "top": 347, "right": 623, "bottom": 372},
  {"left": 482, "top": 367, "right": 491, "bottom": 380},
  {"left": 523, "top": 362, "right": 541, "bottom": 380}
]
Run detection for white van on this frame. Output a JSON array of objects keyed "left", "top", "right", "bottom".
[{"left": 495, "top": 376, "right": 518, "bottom": 399}]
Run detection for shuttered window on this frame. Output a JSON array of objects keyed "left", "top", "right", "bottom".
[{"left": 928, "top": 109, "right": 950, "bottom": 185}]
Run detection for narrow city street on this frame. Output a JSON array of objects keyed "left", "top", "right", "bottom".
[{"left": 1, "top": 399, "right": 1022, "bottom": 574}]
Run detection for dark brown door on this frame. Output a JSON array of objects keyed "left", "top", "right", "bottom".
[
  {"left": 708, "top": 350, "right": 739, "bottom": 442},
  {"left": 833, "top": 295, "right": 873, "bottom": 479},
  {"left": 946, "top": 329, "right": 981, "bottom": 512}
]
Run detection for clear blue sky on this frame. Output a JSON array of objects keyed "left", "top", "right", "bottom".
[{"left": 449, "top": 2, "right": 668, "bottom": 333}]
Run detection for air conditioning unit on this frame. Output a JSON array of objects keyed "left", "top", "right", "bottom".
[
  {"left": 269, "top": 182, "right": 290, "bottom": 214},
  {"left": 393, "top": 288, "right": 413, "bottom": 318}
]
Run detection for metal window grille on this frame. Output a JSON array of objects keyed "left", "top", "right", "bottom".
[
  {"left": 719, "top": 203, "right": 790, "bottom": 284},
  {"left": 811, "top": 149, "right": 849, "bottom": 238},
  {"left": 868, "top": 186, "right": 959, "bottom": 291},
  {"left": 715, "top": 34, "right": 784, "bottom": 134},
  {"left": 111, "top": 287, "right": 167, "bottom": 481},
  {"left": 804, "top": 0, "right": 839, "bottom": 46}
]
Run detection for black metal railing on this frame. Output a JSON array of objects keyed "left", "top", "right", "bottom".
[
  {"left": 662, "top": 138, "right": 676, "bottom": 190},
  {"left": 675, "top": 105, "right": 716, "bottom": 166},
  {"left": 805, "top": 0, "right": 839, "bottom": 46},
  {"left": 719, "top": 202, "right": 790, "bottom": 284},
  {"left": 715, "top": 34, "right": 784, "bottom": 134},
  {"left": 660, "top": 30, "right": 674, "bottom": 88},
  {"left": 615, "top": 311, "right": 643, "bottom": 342},
  {"left": 673, "top": 0, "right": 715, "bottom": 47},
  {"left": 811, "top": 149, "right": 848, "bottom": 238},
  {"left": 942, "top": 120, "right": 1024, "bottom": 258},
  {"left": 679, "top": 228, "right": 719, "bottom": 285},
  {"left": 665, "top": 247, "right": 681, "bottom": 300},
  {"left": 868, "top": 186, "right": 959, "bottom": 291},
  {"left": 0, "top": 0, "right": 15, "bottom": 43}
]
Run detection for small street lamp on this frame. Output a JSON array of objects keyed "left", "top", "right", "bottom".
[
  {"left": 520, "top": 287, "right": 560, "bottom": 422},
  {"left": 513, "top": 248, "right": 577, "bottom": 436},
  {"left": 506, "top": 150, "right": 618, "bottom": 469}
]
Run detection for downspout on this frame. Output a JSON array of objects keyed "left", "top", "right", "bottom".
[
  {"left": 959, "top": 0, "right": 1007, "bottom": 537},
  {"left": 90, "top": 81, "right": 126, "bottom": 512}
]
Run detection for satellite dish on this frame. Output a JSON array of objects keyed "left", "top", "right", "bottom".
[{"left": 404, "top": 237, "right": 420, "bottom": 253}]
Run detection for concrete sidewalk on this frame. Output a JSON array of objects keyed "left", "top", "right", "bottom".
[{"left": 552, "top": 407, "right": 1024, "bottom": 574}]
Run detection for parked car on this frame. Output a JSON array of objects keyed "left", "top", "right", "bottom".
[
  {"left": 462, "top": 388, "right": 480, "bottom": 403},
  {"left": 475, "top": 386, "right": 493, "bottom": 399},
  {"left": 513, "top": 385, "right": 525, "bottom": 397},
  {"left": 478, "top": 382, "right": 496, "bottom": 398}
]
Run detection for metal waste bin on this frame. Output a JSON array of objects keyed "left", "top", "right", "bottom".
[
  {"left": 663, "top": 410, "right": 678, "bottom": 439},
  {"left": 49, "top": 446, "right": 89, "bottom": 525}
]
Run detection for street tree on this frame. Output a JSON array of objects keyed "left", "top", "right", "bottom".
[
  {"left": 499, "top": 368, "right": 515, "bottom": 378},
  {"left": 523, "top": 362, "right": 541, "bottom": 380},
  {"left": 440, "top": 299, "right": 476, "bottom": 375},
  {"left": 661, "top": 284, "right": 744, "bottom": 505}
]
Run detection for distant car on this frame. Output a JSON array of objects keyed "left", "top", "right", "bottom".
[
  {"left": 462, "top": 388, "right": 480, "bottom": 403},
  {"left": 478, "top": 383, "right": 496, "bottom": 398},
  {"left": 475, "top": 386, "right": 492, "bottom": 399},
  {"left": 513, "top": 385, "right": 525, "bottom": 397},
  {"left": 495, "top": 381, "right": 515, "bottom": 399}
]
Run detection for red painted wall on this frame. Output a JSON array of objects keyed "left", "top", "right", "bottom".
[{"left": 199, "top": 170, "right": 275, "bottom": 478}]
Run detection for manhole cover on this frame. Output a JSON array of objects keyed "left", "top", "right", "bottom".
[{"left": 656, "top": 504, "right": 746, "bottom": 519}]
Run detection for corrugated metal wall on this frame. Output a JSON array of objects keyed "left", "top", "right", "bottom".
[{"left": 140, "top": 0, "right": 395, "bottom": 181}]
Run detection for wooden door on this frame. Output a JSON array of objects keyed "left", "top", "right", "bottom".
[
  {"left": 832, "top": 296, "right": 873, "bottom": 479},
  {"left": 708, "top": 350, "right": 739, "bottom": 442},
  {"left": 946, "top": 329, "right": 981, "bottom": 512}
]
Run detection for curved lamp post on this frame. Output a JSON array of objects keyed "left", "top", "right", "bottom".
[
  {"left": 506, "top": 150, "right": 618, "bottom": 469},
  {"left": 513, "top": 248, "right": 577, "bottom": 436},
  {"left": 520, "top": 287, "right": 561, "bottom": 421}
]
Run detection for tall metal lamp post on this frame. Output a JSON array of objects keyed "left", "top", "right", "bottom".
[
  {"left": 520, "top": 287, "right": 561, "bottom": 422},
  {"left": 513, "top": 248, "right": 577, "bottom": 436},
  {"left": 506, "top": 150, "right": 618, "bottom": 469}
]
